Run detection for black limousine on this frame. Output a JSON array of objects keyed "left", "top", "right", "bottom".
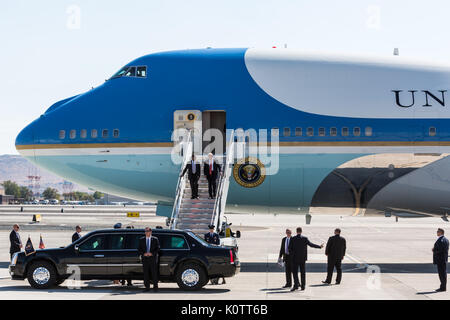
[{"left": 9, "top": 228, "right": 239, "bottom": 290}]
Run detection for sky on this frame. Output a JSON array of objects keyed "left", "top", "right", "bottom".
[{"left": 1, "top": 0, "right": 450, "bottom": 154}]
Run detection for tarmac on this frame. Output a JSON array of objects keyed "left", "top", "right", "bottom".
[{"left": 0, "top": 205, "right": 448, "bottom": 300}]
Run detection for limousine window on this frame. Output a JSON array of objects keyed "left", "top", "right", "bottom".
[
  {"left": 124, "top": 233, "right": 188, "bottom": 250},
  {"left": 159, "top": 235, "right": 189, "bottom": 250},
  {"left": 79, "top": 235, "right": 106, "bottom": 251},
  {"left": 110, "top": 234, "right": 125, "bottom": 250},
  {"left": 59, "top": 130, "right": 65, "bottom": 139}
]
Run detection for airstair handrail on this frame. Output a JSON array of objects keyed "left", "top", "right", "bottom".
[
  {"left": 211, "top": 130, "right": 235, "bottom": 234},
  {"left": 170, "top": 130, "right": 193, "bottom": 229}
]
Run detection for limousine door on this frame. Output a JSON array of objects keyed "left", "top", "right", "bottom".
[
  {"left": 67, "top": 234, "right": 109, "bottom": 278},
  {"left": 158, "top": 234, "right": 190, "bottom": 277},
  {"left": 121, "top": 233, "right": 190, "bottom": 279},
  {"left": 122, "top": 233, "right": 145, "bottom": 279}
]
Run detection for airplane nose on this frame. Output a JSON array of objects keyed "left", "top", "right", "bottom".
[{"left": 15, "top": 120, "right": 36, "bottom": 153}]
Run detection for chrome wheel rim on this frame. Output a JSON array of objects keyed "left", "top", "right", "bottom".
[
  {"left": 33, "top": 267, "right": 50, "bottom": 285},
  {"left": 181, "top": 269, "right": 199, "bottom": 287}
]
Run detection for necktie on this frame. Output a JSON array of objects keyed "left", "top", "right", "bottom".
[
  {"left": 285, "top": 238, "right": 289, "bottom": 254},
  {"left": 209, "top": 161, "right": 212, "bottom": 175},
  {"left": 192, "top": 161, "right": 196, "bottom": 174},
  {"left": 146, "top": 238, "right": 150, "bottom": 253}
]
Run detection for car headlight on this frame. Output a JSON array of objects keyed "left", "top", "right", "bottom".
[{"left": 10, "top": 252, "right": 19, "bottom": 266}]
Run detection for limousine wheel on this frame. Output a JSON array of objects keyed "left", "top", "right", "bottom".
[
  {"left": 176, "top": 263, "right": 207, "bottom": 291},
  {"left": 27, "top": 261, "right": 57, "bottom": 289}
]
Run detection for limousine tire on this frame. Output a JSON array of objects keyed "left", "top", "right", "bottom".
[
  {"left": 27, "top": 261, "right": 57, "bottom": 289},
  {"left": 176, "top": 262, "right": 207, "bottom": 291}
]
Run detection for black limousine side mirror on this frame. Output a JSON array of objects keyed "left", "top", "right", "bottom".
[{"left": 236, "top": 230, "right": 241, "bottom": 238}]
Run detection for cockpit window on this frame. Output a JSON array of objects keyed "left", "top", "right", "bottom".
[
  {"left": 124, "top": 67, "right": 136, "bottom": 77},
  {"left": 110, "top": 66, "right": 147, "bottom": 79},
  {"left": 137, "top": 66, "right": 147, "bottom": 78}
]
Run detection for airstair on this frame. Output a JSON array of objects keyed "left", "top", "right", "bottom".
[{"left": 169, "top": 131, "right": 235, "bottom": 236}]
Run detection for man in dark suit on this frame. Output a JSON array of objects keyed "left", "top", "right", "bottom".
[
  {"left": 278, "top": 228, "right": 293, "bottom": 288},
  {"left": 433, "top": 228, "right": 449, "bottom": 292},
  {"left": 204, "top": 153, "right": 221, "bottom": 199},
  {"left": 204, "top": 224, "right": 220, "bottom": 245},
  {"left": 181, "top": 154, "right": 201, "bottom": 199},
  {"left": 72, "top": 225, "right": 82, "bottom": 243},
  {"left": 323, "top": 228, "right": 346, "bottom": 285},
  {"left": 205, "top": 224, "right": 225, "bottom": 284},
  {"left": 138, "top": 227, "right": 160, "bottom": 292},
  {"left": 288, "top": 227, "right": 323, "bottom": 291},
  {"left": 9, "top": 224, "right": 22, "bottom": 259}
]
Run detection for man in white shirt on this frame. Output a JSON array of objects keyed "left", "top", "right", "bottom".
[
  {"left": 138, "top": 227, "right": 160, "bottom": 292},
  {"left": 204, "top": 153, "right": 221, "bottom": 199},
  {"left": 278, "top": 229, "right": 293, "bottom": 288}
]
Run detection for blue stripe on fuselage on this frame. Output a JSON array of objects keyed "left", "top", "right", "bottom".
[{"left": 17, "top": 48, "right": 447, "bottom": 148}]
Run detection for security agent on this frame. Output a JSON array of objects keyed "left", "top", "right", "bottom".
[
  {"left": 72, "top": 225, "right": 82, "bottom": 243},
  {"left": 323, "top": 228, "right": 346, "bottom": 285},
  {"left": 180, "top": 154, "right": 201, "bottom": 199},
  {"left": 204, "top": 224, "right": 220, "bottom": 245},
  {"left": 204, "top": 225, "right": 226, "bottom": 284},
  {"left": 9, "top": 224, "right": 22, "bottom": 259},
  {"left": 278, "top": 229, "right": 293, "bottom": 288},
  {"left": 288, "top": 227, "right": 324, "bottom": 291},
  {"left": 433, "top": 228, "right": 449, "bottom": 292},
  {"left": 138, "top": 227, "right": 160, "bottom": 292}
]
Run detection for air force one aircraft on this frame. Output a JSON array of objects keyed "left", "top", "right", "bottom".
[{"left": 14, "top": 48, "right": 450, "bottom": 218}]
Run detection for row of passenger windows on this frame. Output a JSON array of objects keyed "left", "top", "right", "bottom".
[
  {"left": 59, "top": 129, "right": 120, "bottom": 139},
  {"left": 272, "top": 126, "right": 438, "bottom": 137},
  {"left": 58, "top": 127, "right": 438, "bottom": 140}
]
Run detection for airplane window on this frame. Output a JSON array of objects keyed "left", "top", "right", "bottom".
[
  {"left": 365, "top": 127, "right": 373, "bottom": 136},
  {"left": 113, "top": 129, "right": 119, "bottom": 138},
  {"left": 271, "top": 128, "right": 279, "bottom": 137},
  {"left": 110, "top": 66, "right": 146, "bottom": 79},
  {"left": 353, "top": 127, "right": 361, "bottom": 136},
  {"left": 91, "top": 129, "right": 98, "bottom": 138},
  {"left": 283, "top": 127, "right": 290, "bottom": 137},
  {"left": 137, "top": 66, "right": 147, "bottom": 78},
  {"left": 330, "top": 127, "right": 337, "bottom": 136},
  {"left": 429, "top": 127, "right": 437, "bottom": 136},
  {"left": 307, "top": 127, "right": 314, "bottom": 136},
  {"left": 102, "top": 129, "right": 109, "bottom": 138},
  {"left": 70, "top": 130, "right": 76, "bottom": 139},
  {"left": 124, "top": 67, "right": 136, "bottom": 77},
  {"left": 319, "top": 127, "right": 325, "bottom": 136},
  {"left": 295, "top": 127, "right": 302, "bottom": 136},
  {"left": 342, "top": 127, "right": 349, "bottom": 136},
  {"left": 80, "top": 129, "right": 87, "bottom": 139},
  {"left": 59, "top": 130, "right": 65, "bottom": 139},
  {"left": 110, "top": 66, "right": 130, "bottom": 79}
]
